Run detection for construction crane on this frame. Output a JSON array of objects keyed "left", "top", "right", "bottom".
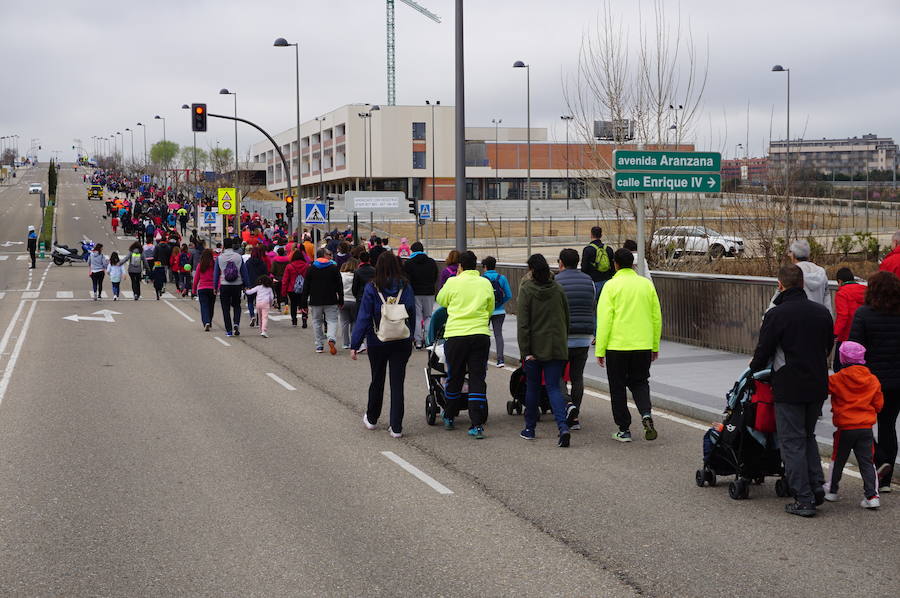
[{"left": 387, "top": 0, "right": 441, "bottom": 106}]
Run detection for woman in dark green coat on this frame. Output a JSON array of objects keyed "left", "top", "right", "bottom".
[{"left": 517, "top": 253, "right": 571, "bottom": 447}]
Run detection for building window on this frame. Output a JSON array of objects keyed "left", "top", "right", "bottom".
[
  {"left": 413, "top": 151, "right": 426, "bottom": 169},
  {"left": 412, "top": 122, "right": 426, "bottom": 140},
  {"left": 335, "top": 124, "right": 346, "bottom": 138}
]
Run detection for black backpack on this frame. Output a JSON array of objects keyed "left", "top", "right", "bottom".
[{"left": 484, "top": 274, "right": 505, "bottom": 309}]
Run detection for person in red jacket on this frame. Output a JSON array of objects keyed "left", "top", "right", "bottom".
[
  {"left": 825, "top": 341, "right": 884, "bottom": 509},
  {"left": 833, "top": 267, "right": 867, "bottom": 372},
  {"left": 281, "top": 250, "right": 310, "bottom": 328},
  {"left": 880, "top": 230, "right": 900, "bottom": 277}
]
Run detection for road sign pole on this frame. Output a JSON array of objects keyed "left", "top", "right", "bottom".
[{"left": 636, "top": 193, "right": 646, "bottom": 277}]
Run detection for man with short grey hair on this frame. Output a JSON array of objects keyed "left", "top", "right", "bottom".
[
  {"left": 789, "top": 239, "right": 830, "bottom": 311},
  {"left": 880, "top": 230, "right": 900, "bottom": 277}
]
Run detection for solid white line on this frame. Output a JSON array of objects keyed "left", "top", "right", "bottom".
[
  {"left": 0, "top": 301, "right": 37, "bottom": 404},
  {"left": 214, "top": 336, "right": 231, "bottom": 347},
  {"left": 163, "top": 300, "right": 195, "bottom": 322},
  {"left": 0, "top": 301, "right": 26, "bottom": 356},
  {"left": 266, "top": 372, "right": 296, "bottom": 391},
  {"left": 381, "top": 451, "right": 454, "bottom": 495}
]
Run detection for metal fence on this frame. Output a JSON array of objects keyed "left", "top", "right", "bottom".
[{"left": 489, "top": 265, "right": 835, "bottom": 355}]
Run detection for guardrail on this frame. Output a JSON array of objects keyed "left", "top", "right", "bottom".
[{"left": 489, "top": 264, "right": 838, "bottom": 355}]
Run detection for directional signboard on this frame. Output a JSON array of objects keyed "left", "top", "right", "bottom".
[
  {"left": 613, "top": 150, "right": 721, "bottom": 173},
  {"left": 344, "top": 191, "right": 407, "bottom": 213},
  {"left": 217, "top": 188, "right": 237, "bottom": 214},
  {"left": 614, "top": 172, "right": 721, "bottom": 193},
  {"left": 304, "top": 202, "right": 327, "bottom": 225},
  {"left": 418, "top": 200, "right": 433, "bottom": 221}
]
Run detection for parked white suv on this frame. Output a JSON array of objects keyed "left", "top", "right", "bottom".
[
  {"left": 28, "top": 183, "right": 42, "bottom": 194},
  {"left": 651, "top": 226, "right": 744, "bottom": 259}
]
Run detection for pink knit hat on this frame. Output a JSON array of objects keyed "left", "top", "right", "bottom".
[{"left": 839, "top": 341, "right": 866, "bottom": 366}]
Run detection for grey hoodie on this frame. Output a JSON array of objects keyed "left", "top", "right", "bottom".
[{"left": 796, "top": 260, "right": 830, "bottom": 312}]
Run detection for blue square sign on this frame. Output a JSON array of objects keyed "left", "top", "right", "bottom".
[{"left": 141, "top": 174, "right": 151, "bottom": 184}]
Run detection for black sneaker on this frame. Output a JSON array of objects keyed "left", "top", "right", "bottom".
[
  {"left": 565, "top": 403, "right": 580, "bottom": 426},
  {"left": 233, "top": 325, "right": 240, "bottom": 337},
  {"left": 813, "top": 488, "right": 826, "bottom": 507},
  {"left": 784, "top": 502, "right": 816, "bottom": 517},
  {"left": 558, "top": 430, "right": 571, "bottom": 448},
  {"left": 642, "top": 416, "right": 658, "bottom": 441}
]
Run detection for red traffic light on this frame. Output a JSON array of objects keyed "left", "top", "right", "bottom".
[
  {"left": 285, "top": 196, "right": 294, "bottom": 204},
  {"left": 195, "top": 106, "right": 205, "bottom": 114}
]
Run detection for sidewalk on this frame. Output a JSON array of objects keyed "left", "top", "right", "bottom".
[{"left": 495, "top": 313, "right": 899, "bottom": 464}]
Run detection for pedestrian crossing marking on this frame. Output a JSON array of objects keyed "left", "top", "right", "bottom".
[
  {"left": 22, "top": 291, "right": 39, "bottom": 299},
  {"left": 16, "top": 256, "right": 28, "bottom": 261},
  {"left": 122, "top": 291, "right": 134, "bottom": 299},
  {"left": 161, "top": 292, "right": 175, "bottom": 299},
  {"left": 0, "top": 256, "right": 9, "bottom": 261},
  {"left": 56, "top": 291, "right": 73, "bottom": 298},
  {"left": 0, "top": 293, "right": 5, "bottom": 300}
]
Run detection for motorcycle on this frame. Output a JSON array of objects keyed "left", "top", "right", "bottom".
[{"left": 52, "top": 239, "right": 94, "bottom": 266}]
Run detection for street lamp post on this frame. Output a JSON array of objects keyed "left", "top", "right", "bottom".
[
  {"left": 181, "top": 104, "right": 197, "bottom": 176},
  {"left": 116, "top": 131, "right": 123, "bottom": 167},
  {"left": 136, "top": 123, "right": 147, "bottom": 168},
  {"left": 561, "top": 114, "right": 574, "bottom": 210},
  {"left": 125, "top": 128, "right": 135, "bottom": 167},
  {"left": 426, "top": 100, "right": 440, "bottom": 232},
  {"left": 772, "top": 65, "right": 791, "bottom": 243},
  {"left": 274, "top": 37, "right": 303, "bottom": 237},
  {"left": 154, "top": 115, "right": 167, "bottom": 190},
  {"left": 492, "top": 118, "right": 501, "bottom": 199},
  {"left": 219, "top": 89, "right": 240, "bottom": 224},
  {"left": 513, "top": 60, "right": 532, "bottom": 257},
  {"left": 315, "top": 115, "right": 327, "bottom": 228}
]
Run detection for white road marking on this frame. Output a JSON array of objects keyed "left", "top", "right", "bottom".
[
  {"left": 56, "top": 291, "right": 73, "bottom": 298},
  {"left": 0, "top": 293, "right": 5, "bottom": 300},
  {"left": 266, "top": 373, "right": 297, "bottom": 391},
  {"left": 121, "top": 291, "right": 134, "bottom": 299},
  {"left": 22, "top": 292, "right": 38, "bottom": 299},
  {"left": 0, "top": 301, "right": 37, "bottom": 404},
  {"left": 161, "top": 292, "right": 175, "bottom": 299},
  {"left": 381, "top": 451, "right": 454, "bottom": 495},
  {"left": 214, "top": 336, "right": 231, "bottom": 347},
  {"left": 16, "top": 255, "right": 28, "bottom": 261},
  {"left": 163, "top": 299, "right": 195, "bottom": 322},
  {"left": 0, "top": 301, "right": 26, "bottom": 356},
  {"left": 0, "top": 256, "right": 8, "bottom": 261}
]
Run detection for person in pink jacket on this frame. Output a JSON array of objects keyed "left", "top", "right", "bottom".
[{"left": 192, "top": 249, "right": 216, "bottom": 331}]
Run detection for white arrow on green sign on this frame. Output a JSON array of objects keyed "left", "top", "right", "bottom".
[
  {"left": 614, "top": 172, "right": 721, "bottom": 193},
  {"left": 614, "top": 150, "right": 721, "bottom": 172}
]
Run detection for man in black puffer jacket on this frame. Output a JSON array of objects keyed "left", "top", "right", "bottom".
[
  {"left": 556, "top": 248, "right": 597, "bottom": 430},
  {"left": 403, "top": 242, "right": 439, "bottom": 349},
  {"left": 750, "top": 265, "right": 834, "bottom": 517}
]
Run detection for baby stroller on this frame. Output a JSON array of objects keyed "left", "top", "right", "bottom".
[
  {"left": 423, "top": 307, "right": 488, "bottom": 425},
  {"left": 695, "top": 368, "right": 789, "bottom": 500},
  {"left": 505, "top": 365, "right": 568, "bottom": 416}
]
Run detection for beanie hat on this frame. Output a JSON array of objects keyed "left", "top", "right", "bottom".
[{"left": 839, "top": 341, "right": 866, "bottom": 366}]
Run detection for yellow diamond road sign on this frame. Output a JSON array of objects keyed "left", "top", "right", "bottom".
[{"left": 217, "top": 188, "right": 237, "bottom": 215}]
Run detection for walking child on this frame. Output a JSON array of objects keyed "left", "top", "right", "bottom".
[
  {"left": 151, "top": 260, "right": 167, "bottom": 300},
  {"left": 825, "top": 341, "right": 884, "bottom": 509},
  {"left": 106, "top": 252, "right": 124, "bottom": 300},
  {"left": 245, "top": 275, "right": 275, "bottom": 337}
]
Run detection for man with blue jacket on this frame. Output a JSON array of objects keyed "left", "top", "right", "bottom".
[
  {"left": 556, "top": 248, "right": 596, "bottom": 430},
  {"left": 481, "top": 256, "right": 513, "bottom": 367}
]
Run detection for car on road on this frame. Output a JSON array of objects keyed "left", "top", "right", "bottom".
[
  {"left": 28, "top": 183, "right": 42, "bottom": 194},
  {"left": 87, "top": 184, "right": 103, "bottom": 200},
  {"left": 651, "top": 226, "right": 744, "bottom": 259}
]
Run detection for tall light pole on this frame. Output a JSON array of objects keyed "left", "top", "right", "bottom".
[
  {"left": 491, "top": 118, "right": 501, "bottom": 199},
  {"left": 125, "top": 128, "right": 135, "bottom": 166},
  {"left": 561, "top": 114, "right": 574, "bottom": 210},
  {"left": 315, "top": 115, "right": 327, "bottom": 227},
  {"left": 358, "top": 111, "right": 370, "bottom": 189},
  {"left": 154, "top": 115, "right": 167, "bottom": 189},
  {"left": 772, "top": 65, "right": 791, "bottom": 243},
  {"left": 274, "top": 37, "right": 302, "bottom": 236},
  {"left": 116, "top": 131, "right": 123, "bottom": 166},
  {"left": 427, "top": 100, "right": 440, "bottom": 219},
  {"left": 136, "top": 122, "right": 147, "bottom": 167},
  {"left": 513, "top": 60, "right": 532, "bottom": 257},
  {"left": 181, "top": 104, "right": 197, "bottom": 176},
  {"left": 220, "top": 88, "right": 241, "bottom": 228}
]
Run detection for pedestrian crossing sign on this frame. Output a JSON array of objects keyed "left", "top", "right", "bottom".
[
  {"left": 418, "top": 201, "right": 433, "bottom": 220},
  {"left": 217, "top": 188, "right": 237, "bottom": 214},
  {"left": 304, "top": 202, "right": 327, "bottom": 225}
]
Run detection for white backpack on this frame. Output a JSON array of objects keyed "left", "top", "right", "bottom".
[{"left": 374, "top": 285, "right": 409, "bottom": 342}]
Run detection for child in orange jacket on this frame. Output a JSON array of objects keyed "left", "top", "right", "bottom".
[{"left": 825, "top": 341, "right": 884, "bottom": 509}]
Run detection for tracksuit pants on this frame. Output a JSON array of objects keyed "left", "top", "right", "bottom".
[
  {"left": 875, "top": 389, "right": 900, "bottom": 486},
  {"left": 366, "top": 339, "right": 413, "bottom": 433},
  {"left": 219, "top": 285, "right": 243, "bottom": 333},
  {"left": 565, "top": 346, "right": 590, "bottom": 409},
  {"left": 198, "top": 289, "right": 216, "bottom": 326},
  {"left": 414, "top": 295, "right": 434, "bottom": 346},
  {"left": 490, "top": 314, "right": 505, "bottom": 363},
  {"left": 129, "top": 272, "right": 142, "bottom": 298},
  {"left": 256, "top": 304, "right": 269, "bottom": 334},
  {"left": 829, "top": 428, "right": 878, "bottom": 499},
  {"left": 775, "top": 401, "right": 826, "bottom": 505},
  {"left": 443, "top": 335, "right": 490, "bottom": 428},
  {"left": 311, "top": 304, "right": 339, "bottom": 348},
  {"left": 90, "top": 271, "right": 105, "bottom": 297},
  {"left": 606, "top": 349, "right": 653, "bottom": 431}
]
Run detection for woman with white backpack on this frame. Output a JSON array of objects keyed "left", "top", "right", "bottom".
[{"left": 351, "top": 252, "right": 416, "bottom": 438}]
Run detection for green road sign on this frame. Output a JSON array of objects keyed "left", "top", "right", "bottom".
[
  {"left": 614, "top": 150, "right": 721, "bottom": 173},
  {"left": 614, "top": 172, "right": 721, "bottom": 193}
]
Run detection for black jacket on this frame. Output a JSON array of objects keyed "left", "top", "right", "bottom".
[
  {"left": 154, "top": 242, "right": 172, "bottom": 268},
  {"left": 849, "top": 304, "right": 900, "bottom": 391},
  {"left": 369, "top": 245, "right": 387, "bottom": 265},
  {"left": 352, "top": 264, "right": 376, "bottom": 301},
  {"left": 403, "top": 253, "right": 439, "bottom": 296},
  {"left": 555, "top": 268, "right": 596, "bottom": 337},
  {"left": 245, "top": 256, "right": 268, "bottom": 289},
  {"left": 581, "top": 240, "right": 615, "bottom": 283},
  {"left": 749, "top": 287, "right": 834, "bottom": 403},
  {"left": 301, "top": 261, "right": 343, "bottom": 306}
]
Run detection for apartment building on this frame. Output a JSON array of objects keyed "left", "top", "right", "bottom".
[{"left": 768, "top": 133, "right": 898, "bottom": 175}]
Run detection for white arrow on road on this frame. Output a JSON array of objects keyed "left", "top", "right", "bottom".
[
  {"left": 0, "top": 241, "right": 24, "bottom": 247},
  {"left": 62, "top": 309, "right": 122, "bottom": 323}
]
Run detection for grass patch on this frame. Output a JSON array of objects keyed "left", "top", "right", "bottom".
[{"left": 39, "top": 202, "right": 54, "bottom": 247}]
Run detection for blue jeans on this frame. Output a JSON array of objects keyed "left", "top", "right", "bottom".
[
  {"left": 593, "top": 279, "right": 608, "bottom": 297},
  {"left": 198, "top": 289, "right": 216, "bottom": 326},
  {"left": 524, "top": 359, "right": 569, "bottom": 433},
  {"left": 246, "top": 292, "right": 256, "bottom": 320}
]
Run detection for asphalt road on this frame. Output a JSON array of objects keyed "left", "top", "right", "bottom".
[{"left": 0, "top": 165, "right": 896, "bottom": 597}]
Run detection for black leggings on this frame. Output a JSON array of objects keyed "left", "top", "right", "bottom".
[
  {"left": 876, "top": 389, "right": 900, "bottom": 485},
  {"left": 288, "top": 292, "right": 307, "bottom": 325},
  {"left": 129, "top": 272, "right": 142, "bottom": 298}
]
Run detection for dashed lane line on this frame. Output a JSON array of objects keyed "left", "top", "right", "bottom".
[
  {"left": 163, "top": 300, "right": 195, "bottom": 322},
  {"left": 381, "top": 451, "right": 454, "bottom": 495},
  {"left": 214, "top": 336, "right": 231, "bottom": 347},
  {"left": 266, "top": 373, "right": 297, "bottom": 391}
]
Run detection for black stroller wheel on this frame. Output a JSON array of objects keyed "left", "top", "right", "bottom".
[
  {"left": 506, "top": 401, "right": 514, "bottom": 416},
  {"left": 695, "top": 469, "right": 706, "bottom": 488},
  {"left": 729, "top": 479, "right": 750, "bottom": 500},
  {"left": 425, "top": 394, "right": 437, "bottom": 426},
  {"left": 706, "top": 470, "right": 718, "bottom": 487}
]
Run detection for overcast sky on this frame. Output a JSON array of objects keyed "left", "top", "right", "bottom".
[{"left": 3, "top": 0, "right": 899, "bottom": 163}]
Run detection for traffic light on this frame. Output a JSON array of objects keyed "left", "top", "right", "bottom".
[
  {"left": 191, "top": 103, "right": 207, "bottom": 132},
  {"left": 285, "top": 195, "right": 294, "bottom": 219},
  {"left": 408, "top": 198, "right": 418, "bottom": 216},
  {"left": 327, "top": 196, "right": 334, "bottom": 213}
]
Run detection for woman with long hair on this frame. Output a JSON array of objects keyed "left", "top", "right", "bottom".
[
  {"left": 517, "top": 253, "right": 572, "bottom": 447},
  {"left": 850, "top": 271, "right": 900, "bottom": 492},
  {"left": 439, "top": 249, "right": 460, "bottom": 287},
  {"left": 351, "top": 252, "right": 415, "bottom": 438},
  {"left": 193, "top": 248, "right": 216, "bottom": 331},
  {"left": 281, "top": 250, "right": 310, "bottom": 328},
  {"left": 245, "top": 245, "right": 269, "bottom": 327},
  {"left": 87, "top": 243, "right": 109, "bottom": 300},
  {"left": 126, "top": 241, "right": 144, "bottom": 300}
]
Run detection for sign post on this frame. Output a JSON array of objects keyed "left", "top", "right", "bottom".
[{"left": 613, "top": 149, "right": 722, "bottom": 276}]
